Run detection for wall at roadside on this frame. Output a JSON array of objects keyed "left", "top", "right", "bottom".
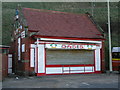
[{"left": 0, "top": 54, "right": 8, "bottom": 80}]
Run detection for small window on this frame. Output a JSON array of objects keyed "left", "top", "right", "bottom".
[{"left": 22, "top": 44, "right": 25, "bottom": 52}]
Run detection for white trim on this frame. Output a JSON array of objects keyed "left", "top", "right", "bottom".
[
  {"left": 22, "top": 44, "right": 25, "bottom": 52},
  {"left": 30, "top": 48, "right": 35, "bottom": 67},
  {"left": 95, "top": 49, "right": 101, "bottom": 71},
  {"left": 31, "top": 44, "right": 36, "bottom": 48},
  {"left": 0, "top": 45, "right": 10, "bottom": 48},
  {"left": 18, "top": 38, "right": 21, "bottom": 60},
  {"left": 30, "top": 44, "right": 36, "bottom": 68},
  {"left": 46, "top": 66, "right": 94, "bottom": 74},
  {"left": 38, "top": 44, "right": 45, "bottom": 73},
  {"left": 39, "top": 38, "right": 102, "bottom": 44},
  {"left": 46, "top": 67, "right": 62, "bottom": 74},
  {"left": 35, "top": 47, "right": 37, "bottom": 73}
]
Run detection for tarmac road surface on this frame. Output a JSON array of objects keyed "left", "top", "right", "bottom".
[{"left": 2, "top": 73, "right": 120, "bottom": 88}]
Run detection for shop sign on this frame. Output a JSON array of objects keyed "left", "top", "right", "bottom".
[{"left": 45, "top": 44, "right": 99, "bottom": 49}]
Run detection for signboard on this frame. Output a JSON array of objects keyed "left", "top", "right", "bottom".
[
  {"left": 45, "top": 44, "right": 100, "bottom": 49},
  {"left": 21, "top": 31, "right": 25, "bottom": 38}
]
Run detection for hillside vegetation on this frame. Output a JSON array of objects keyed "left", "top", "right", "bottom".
[{"left": 2, "top": 2, "right": 119, "bottom": 70}]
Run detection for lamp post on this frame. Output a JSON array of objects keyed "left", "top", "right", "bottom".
[
  {"left": 107, "top": 0, "right": 112, "bottom": 72},
  {"left": 91, "top": 2, "right": 94, "bottom": 16},
  {"left": 91, "top": 2, "right": 95, "bottom": 17}
]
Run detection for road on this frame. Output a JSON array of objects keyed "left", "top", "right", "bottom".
[{"left": 2, "top": 73, "right": 119, "bottom": 88}]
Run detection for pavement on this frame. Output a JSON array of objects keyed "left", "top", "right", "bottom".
[{"left": 1, "top": 72, "right": 120, "bottom": 88}]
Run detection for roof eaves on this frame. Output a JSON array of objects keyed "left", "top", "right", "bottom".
[{"left": 32, "top": 35, "right": 105, "bottom": 41}]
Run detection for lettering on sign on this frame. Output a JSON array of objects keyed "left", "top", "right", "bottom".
[
  {"left": 61, "top": 45, "right": 84, "bottom": 49},
  {"left": 46, "top": 44, "right": 98, "bottom": 49}
]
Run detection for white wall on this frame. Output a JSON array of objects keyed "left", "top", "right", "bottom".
[
  {"left": 18, "top": 38, "right": 21, "bottom": 60},
  {"left": 95, "top": 49, "right": 101, "bottom": 71}
]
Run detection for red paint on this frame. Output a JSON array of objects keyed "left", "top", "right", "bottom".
[
  {"left": 60, "top": 44, "right": 85, "bottom": 49},
  {"left": 73, "top": 45, "right": 77, "bottom": 49},
  {"left": 38, "top": 41, "right": 97, "bottom": 45},
  {"left": 94, "top": 71, "right": 102, "bottom": 73},
  {"left": 39, "top": 42, "right": 98, "bottom": 46},
  {"left": 33, "top": 35, "right": 105, "bottom": 41},
  {"left": 101, "top": 41, "right": 105, "bottom": 71},
  {"left": 79, "top": 45, "right": 84, "bottom": 49},
  {"left": 46, "top": 64, "right": 94, "bottom": 67},
  {"left": 112, "top": 60, "right": 120, "bottom": 62},
  {"left": 37, "top": 73, "right": 46, "bottom": 76},
  {"left": 29, "top": 30, "right": 39, "bottom": 32},
  {"left": 0, "top": 48, "right": 9, "bottom": 49},
  {"left": 112, "top": 60, "right": 120, "bottom": 71},
  {"left": 67, "top": 45, "right": 72, "bottom": 48},
  {"left": 36, "top": 72, "right": 101, "bottom": 76},
  {"left": 61, "top": 45, "right": 66, "bottom": 48}
]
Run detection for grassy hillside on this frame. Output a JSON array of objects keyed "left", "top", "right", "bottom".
[{"left": 2, "top": 2, "right": 119, "bottom": 70}]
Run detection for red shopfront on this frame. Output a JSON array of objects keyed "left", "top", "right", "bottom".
[{"left": 30, "top": 38, "right": 103, "bottom": 76}]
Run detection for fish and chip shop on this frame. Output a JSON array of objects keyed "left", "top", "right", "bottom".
[
  {"left": 11, "top": 8, "right": 105, "bottom": 76},
  {"left": 30, "top": 39, "right": 104, "bottom": 76}
]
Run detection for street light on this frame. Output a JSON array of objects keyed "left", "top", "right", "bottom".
[{"left": 107, "top": 0, "right": 112, "bottom": 72}]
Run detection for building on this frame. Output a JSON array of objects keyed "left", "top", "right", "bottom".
[
  {"left": 0, "top": 45, "right": 10, "bottom": 54},
  {"left": 11, "top": 8, "right": 105, "bottom": 76}
]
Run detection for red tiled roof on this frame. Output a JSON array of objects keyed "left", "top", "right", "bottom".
[{"left": 22, "top": 8, "right": 103, "bottom": 39}]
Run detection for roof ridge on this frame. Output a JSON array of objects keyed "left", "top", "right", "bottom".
[{"left": 23, "top": 8, "right": 86, "bottom": 16}]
